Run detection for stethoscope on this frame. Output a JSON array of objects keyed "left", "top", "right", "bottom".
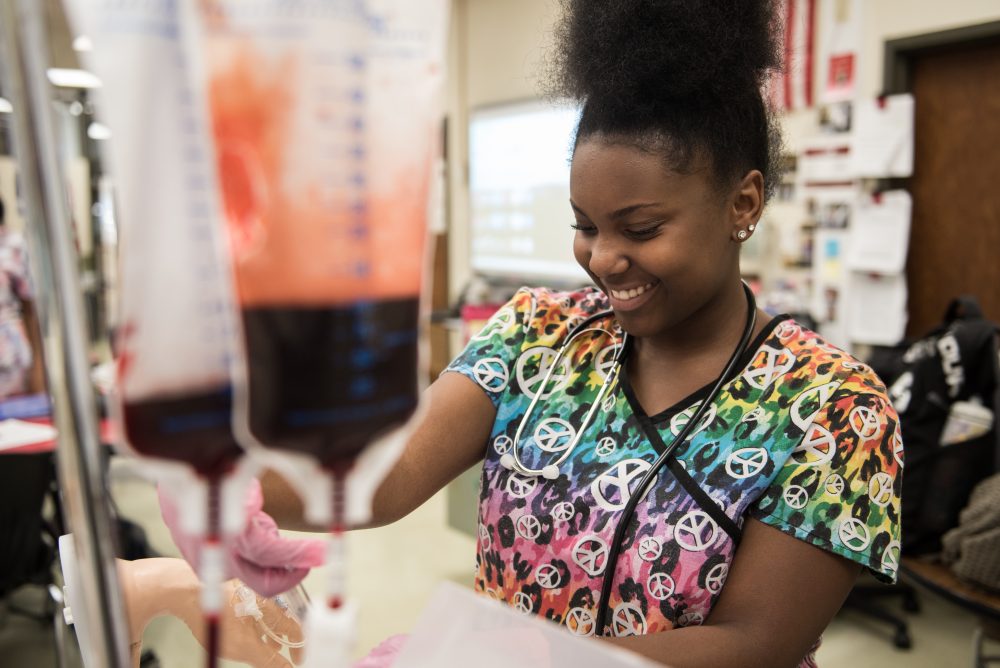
[{"left": 498, "top": 282, "right": 759, "bottom": 636}]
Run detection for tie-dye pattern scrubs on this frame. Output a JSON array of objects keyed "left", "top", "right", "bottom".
[{"left": 446, "top": 287, "right": 903, "bottom": 664}]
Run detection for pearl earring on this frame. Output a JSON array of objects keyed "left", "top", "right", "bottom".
[
  {"left": 748, "top": 224, "right": 756, "bottom": 232},
  {"left": 737, "top": 230, "right": 748, "bottom": 241}
]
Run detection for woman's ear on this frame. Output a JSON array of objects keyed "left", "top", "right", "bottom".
[{"left": 730, "top": 170, "right": 764, "bottom": 242}]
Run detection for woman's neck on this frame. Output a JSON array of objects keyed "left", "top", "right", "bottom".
[{"left": 627, "top": 281, "right": 764, "bottom": 414}]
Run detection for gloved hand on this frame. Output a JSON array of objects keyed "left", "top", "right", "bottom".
[{"left": 158, "top": 477, "right": 326, "bottom": 598}]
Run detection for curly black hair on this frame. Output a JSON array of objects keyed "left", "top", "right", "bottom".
[{"left": 548, "top": 0, "right": 784, "bottom": 201}]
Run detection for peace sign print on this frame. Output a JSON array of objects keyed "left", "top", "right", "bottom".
[
  {"left": 790, "top": 381, "right": 839, "bottom": 431},
  {"left": 493, "top": 434, "right": 513, "bottom": 456},
  {"left": 705, "top": 563, "right": 729, "bottom": 595},
  {"left": 868, "top": 472, "right": 894, "bottom": 507},
  {"left": 881, "top": 540, "right": 901, "bottom": 574},
  {"left": 782, "top": 485, "right": 809, "bottom": 510},
  {"left": 725, "top": 447, "right": 769, "bottom": 479},
  {"left": 677, "top": 611, "right": 704, "bottom": 628},
  {"left": 471, "top": 307, "right": 515, "bottom": 341},
  {"left": 533, "top": 418, "right": 576, "bottom": 453},
  {"left": 674, "top": 510, "right": 720, "bottom": 552},
  {"left": 473, "top": 357, "right": 509, "bottom": 393},
  {"left": 516, "top": 346, "right": 571, "bottom": 399},
  {"left": 535, "top": 563, "right": 563, "bottom": 590},
  {"left": 565, "top": 607, "right": 597, "bottom": 637},
  {"left": 478, "top": 524, "right": 491, "bottom": 550},
  {"left": 512, "top": 591, "right": 534, "bottom": 615},
  {"left": 790, "top": 424, "right": 837, "bottom": 467},
  {"left": 611, "top": 602, "right": 647, "bottom": 637},
  {"left": 595, "top": 436, "right": 617, "bottom": 458},
  {"left": 602, "top": 389, "right": 617, "bottom": 413},
  {"left": 849, "top": 405, "right": 882, "bottom": 440},
  {"left": 591, "top": 459, "right": 653, "bottom": 512},
  {"left": 516, "top": 514, "right": 542, "bottom": 540},
  {"left": 551, "top": 501, "right": 575, "bottom": 523},
  {"left": 670, "top": 403, "right": 717, "bottom": 437},
  {"left": 740, "top": 406, "right": 765, "bottom": 424},
  {"left": 572, "top": 535, "right": 610, "bottom": 576},
  {"left": 647, "top": 572, "right": 676, "bottom": 601},
  {"left": 638, "top": 536, "right": 663, "bottom": 562},
  {"left": 824, "top": 473, "right": 845, "bottom": 496},
  {"left": 595, "top": 344, "right": 619, "bottom": 382},
  {"left": 838, "top": 518, "right": 872, "bottom": 552},
  {"left": 776, "top": 321, "right": 801, "bottom": 339},
  {"left": 743, "top": 345, "right": 796, "bottom": 390},
  {"left": 506, "top": 472, "right": 537, "bottom": 499}
]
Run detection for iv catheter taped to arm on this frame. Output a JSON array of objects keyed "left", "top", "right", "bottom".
[{"left": 159, "top": 477, "right": 325, "bottom": 597}]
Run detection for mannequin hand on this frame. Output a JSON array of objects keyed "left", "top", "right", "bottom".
[
  {"left": 186, "top": 580, "right": 306, "bottom": 668},
  {"left": 117, "top": 558, "right": 303, "bottom": 668},
  {"left": 159, "top": 477, "right": 326, "bottom": 597}
]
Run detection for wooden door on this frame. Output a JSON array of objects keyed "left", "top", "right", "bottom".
[{"left": 907, "top": 39, "right": 1000, "bottom": 335}]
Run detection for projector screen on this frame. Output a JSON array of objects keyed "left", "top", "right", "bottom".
[{"left": 468, "top": 100, "right": 589, "bottom": 282}]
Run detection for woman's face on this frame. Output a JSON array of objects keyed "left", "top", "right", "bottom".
[{"left": 569, "top": 138, "right": 743, "bottom": 340}]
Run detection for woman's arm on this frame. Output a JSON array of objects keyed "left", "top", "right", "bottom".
[
  {"left": 261, "top": 371, "right": 497, "bottom": 531},
  {"left": 604, "top": 518, "right": 860, "bottom": 668}
]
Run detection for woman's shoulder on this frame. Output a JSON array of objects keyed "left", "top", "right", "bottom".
[
  {"left": 770, "top": 319, "right": 890, "bottom": 397},
  {"left": 508, "top": 285, "right": 611, "bottom": 341}
]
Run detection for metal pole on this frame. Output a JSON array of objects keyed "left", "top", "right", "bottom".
[{"left": 0, "top": 1, "right": 130, "bottom": 666}]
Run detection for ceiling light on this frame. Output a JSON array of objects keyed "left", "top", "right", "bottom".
[
  {"left": 87, "top": 122, "right": 111, "bottom": 140},
  {"left": 47, "top": 68, "right": 102, "bottom": 89},
  {"left": 0, "top": 97, "right": 11, "bottom": 113},
  {"left": 72, "top": 35, "right": 93, "bottom": 52}
]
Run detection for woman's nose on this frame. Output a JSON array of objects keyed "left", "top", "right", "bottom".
[{"left": 587, "top": 235, "right": 630, "bottom": 278}]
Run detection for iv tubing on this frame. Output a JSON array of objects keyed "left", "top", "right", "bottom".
[{"left": 202, "top": 479, "right": 224, "bottom": 668}]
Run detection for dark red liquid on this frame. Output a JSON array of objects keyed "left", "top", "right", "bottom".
[
  {"left": 241, "top": 298, "right": 420, "bottom": 469},
  {"left": 122, "top": 387, "right": 241, "bottom": 478}
]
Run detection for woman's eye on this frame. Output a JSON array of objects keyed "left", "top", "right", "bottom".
[
  {"left": 570, "top": 223, "right": 597, "bottom": 235},
  {"left": 626, "top": 224, "right": 663, "bottom": 240}
]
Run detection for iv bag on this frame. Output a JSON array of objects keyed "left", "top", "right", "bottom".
[
  {"left": 193, "top": 1, "right": 448, "bottom": 468},
  {"left": 65, "top": 0, "right": 244, "bottom": 476}
]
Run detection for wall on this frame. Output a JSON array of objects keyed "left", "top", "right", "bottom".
[{"left": 445, "top": 0, "right": 1000, "bottom": 310}]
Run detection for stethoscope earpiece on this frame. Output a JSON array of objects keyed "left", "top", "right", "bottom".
[
  {"left": 541, "top": 465, "right": 561, "bottom": 480},
  {"left": 499, "top": 453, "right": 516, "bottom": 470}
]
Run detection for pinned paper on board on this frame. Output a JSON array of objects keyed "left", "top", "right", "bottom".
[
  {"left": 846, "top": 190, "right": 912, "bottom": 273},
  {"left": 847, "top": 272, "right": 908, "bottom": 345},
  {"left": 850, "top": 94, "right": 914, "bottom": 178}
]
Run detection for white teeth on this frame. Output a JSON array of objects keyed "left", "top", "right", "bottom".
[{"left": 611, "top": 283, "right": 654, "bottom": 300}]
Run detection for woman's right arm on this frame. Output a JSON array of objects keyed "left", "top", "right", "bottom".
[{"left": 261, "top": 371, "right": 497, "bottom": 531}]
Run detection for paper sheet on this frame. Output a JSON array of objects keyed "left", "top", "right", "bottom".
[
  {"left": 847, "top": 273, "right": 908, "bottom": 345},
  {"left": 0, "top": 419, "right": 57, "bottom": 453},
  {"left": 850, "top": 94, "right": 914, "bottom": 178},
  {"left": 846, "top": 190, "right": 912, "bottom": 273}
]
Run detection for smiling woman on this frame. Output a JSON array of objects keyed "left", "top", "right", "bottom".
[{"left": 263, "top": 2, "right": 904, "bottom": 667}]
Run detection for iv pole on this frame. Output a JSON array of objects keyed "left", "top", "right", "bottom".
[{"left": 0, "top": 1, "right": 130, "bottom": 666}]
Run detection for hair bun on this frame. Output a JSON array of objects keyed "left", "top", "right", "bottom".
[{"left": 551, "top": 0, "right": 781, "bottom": 106}]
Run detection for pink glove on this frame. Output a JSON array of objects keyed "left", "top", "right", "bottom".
[
  {"left": 158, "top": 477, "right": 326, "bottom": 598},
  {"left": 353, "top": 634, "right": 408, "bottom": 668}
]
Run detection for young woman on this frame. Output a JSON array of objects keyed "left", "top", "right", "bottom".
[{"left": 263, "top": 1, "right": 903, "bottom": 665}]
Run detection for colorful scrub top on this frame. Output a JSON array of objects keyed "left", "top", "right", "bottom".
[
  {"left": 446, "top": 287, "right": 903, "bottom": 658},
  {"left": 0, "top": 230, "right": 34, "bottom": 398}
]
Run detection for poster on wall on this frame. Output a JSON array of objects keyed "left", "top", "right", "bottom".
[
  {"left": 771, "top": 0, "right": 817, "bottom": 112},
  {"left": 820, "top": 0, "right": 864, "bottom": 104}
]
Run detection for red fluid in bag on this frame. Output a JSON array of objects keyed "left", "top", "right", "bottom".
[
  {"left": 122, "top": 388, "right": 241, "bottom": 478},
  {"left": 241, "top": 298, "right": 420, "bottom": 469}
]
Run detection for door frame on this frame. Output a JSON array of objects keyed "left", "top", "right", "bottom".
[{"left": 883, "top": 20, "right": 1000, "bottom": 94}]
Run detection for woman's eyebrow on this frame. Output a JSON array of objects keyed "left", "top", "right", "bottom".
[{"left": 570, "top": 201, "right": 662, "bottom": 220}]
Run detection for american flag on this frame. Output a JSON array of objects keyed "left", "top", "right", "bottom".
[{"left": 770, "top": 0, "right": 816, "bottom": 112}]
